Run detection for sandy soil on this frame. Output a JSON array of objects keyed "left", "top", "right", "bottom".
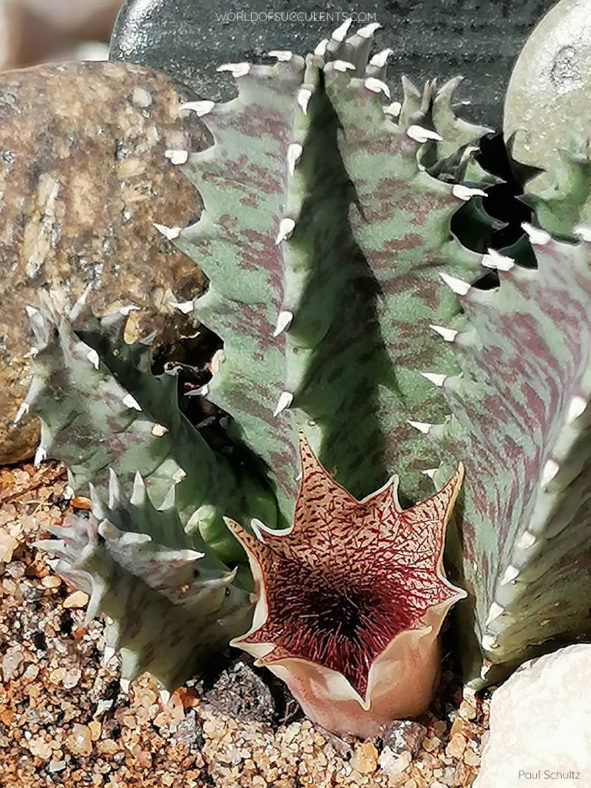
[{"left": 0, "top": 461, "right": 489, "bottom": 787}]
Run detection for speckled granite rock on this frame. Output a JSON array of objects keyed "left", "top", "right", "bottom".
[
  {"left": 505, "top": 0, "right": 591, "bottom": 189},
  {"left": 203, "top": 660, "right": 277, "bottom": 725},
  {"left": 110, "top": 0, "right": 557, "bottom": 128},
  {"left": 0, "top": 60, "right": 208, "bottom": 464},
  {"left": 475, "top": 644, "right": 591, "bottom": 788}
]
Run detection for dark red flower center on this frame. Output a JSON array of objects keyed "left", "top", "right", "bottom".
[{"left": 262, "top": 564, "right": 418, "bottom": 697}]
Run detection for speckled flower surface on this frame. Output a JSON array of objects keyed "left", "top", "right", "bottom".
[{"left": 227, "top": 433, "right": 465, "bottom": 736}]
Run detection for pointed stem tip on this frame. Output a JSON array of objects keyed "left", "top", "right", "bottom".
[
  {"left": 274, "top": 391, "right": 294, "bottom": 417},
  {"left": 275, "top": 218, "right": 296, "bottom": 245},
  {"left": 287, "top": 143, "right": 303, "bottom": 175},
  {"left": 297, "top": 88, "right": 313, "bottom": 114},
  {"left": 452, "top": 184, "right": 487, "bottom": 201},
  {"left": 273, "top": 310, "right": 293, "bottom": 337},
  {"left": 358, "top": 21, "right": 382, "bottom": 38},
  {"left": 86, "top": 348, "right": 100, "bottom": 370},
  {"left": 331, "top": 18, "right": 352, "bottom": 42},
  {"left": 430, "top": 324, "right": 458, "bottom": 342},
  {"left": 364, "top": 77, "right": 391, "bottom": 98},
  {"left": 180, "top": 100, "right": 215, "bottom": 117},
  {"left": 482, "top": 249, "right": 515, "bottom": 271},
  {"left": 567, "top": 395, "right": 587, "bottom": 424},
  {"left": 164, "top": 149, "right": 189, "bottom": 165},
  {"left": 217, "top": 62, "right": 251, "bottom": 77},
  {"left": 540, "top": 458, "right": 559, "bottom": 487},
  {"left": 420, "top": 372, "right": 447, "bottom": 387},
  {"left": 522, "top": 222, "right": 551, "bottom": 246},
  {"left": 333, "top": 60, "right": 356, "bottom": 72},
  {"left": 369, "top": 48, "right": 393, "bottom": 68},
  {"left": 440, "top": 272, "right": 471, "bottom": 296},
  {"left": 268, "top": 50, "right": 293, "bottom": 61},
  {"left": 384, "top": 101, "right": 401, "bottom": 117},
  {"left": 408, "top": 420, "right": 433, "bottom": 435},
  {"left": 154, "top": 223, "right": 182, "bottom": 241},
  {"left": 13, "top": 401, "right": 30, "bottom": 425},
  {"left": 407, "top": 125, "right": 443, "bottom": 143},
  {"left": 314, "top": 38, "right": 329, "bottom": 57}
]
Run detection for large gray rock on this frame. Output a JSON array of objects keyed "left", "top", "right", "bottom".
[
  {"left": 0, "top": 60, "right": 207, "bottom": 464},
  {"left": 475, "top": 644, "right": 591, "bottom": 787},
  {"left": 504, "top": 0, "right": 591, "bottom": 189},
  {"left": 110, "top": 0, "right": 559, "bottom": 129}
]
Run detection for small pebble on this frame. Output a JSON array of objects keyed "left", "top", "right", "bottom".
[
  {"left": 41, "top": 575, "right": 61, "bottom": 588},
  {"left": 63, "top": 666, "right": 82, "bottom": 689},
  {"left": 63, "top": 590, "right": 89, "bottom": 608},
  {"left": 23, "top": 664, "right": 39, "bottom": 680},
  {"left": 449, "top": 714, "right": 468, "bottom": 739},
  {"left": 132, "top": 86, "right": 153, "bottom": 108},
  {"left": 6, "top": 561, "right": 26, "bottom": 578},
  {"left": 459, "top": 699, "right": 477, "bottom": 720},
  {"left": 137, "top": 750, "right": 152, "bottom": 768},
  {"left": 0, "top": 530, "right": 18, "bottom": 562},
  {"left": 95, "top": 699, "right": 113, "bottom": 716},
  {"left": 378, "top": 748, "right": 412, "bottom": 776},
  {"left": 89, "top": 720, "right": 102, "bottom": 741},
  {"left": 422, "top": 736, "right": 440, "bottom": 753},
  {"left": 66, "top": 723, "right": 93, "bottom": 757},
  {"left": 28, "top": 734, "right": 52, "bottom": 760},
  {"left": 433, "top": 719, "right": 448, "bottom": 737},
  {"left": 2, "top": 645, "right": 23, "bottom": 681},
  {"left": 350, "top": 741, "right": 379, "bottom": 774},
  {"left": 175, "top": 709, "right": 202, "bottom": 747},
  {"left": 464, "top": 748, "right": 481, "bottom": 766},
  {"left": 49, "top": 667, "right": 66, "bottom": 684},
  {"left": 383, "top": 720, "right": 427, "bottom": 757},
  {"left": 71, "top": 496, "right": 91, "bottom": 510},
  {"left": 446, "top": 733, "right": 467, "bottom": 759}
]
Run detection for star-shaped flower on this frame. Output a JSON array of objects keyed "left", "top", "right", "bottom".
[{"left": 226, "top": 431, "right": 466, "bottom": 737}]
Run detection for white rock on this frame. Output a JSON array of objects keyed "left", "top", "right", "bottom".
[
  {"left": 475, "top": 645, "right": 591, "bottom": 787},
  {"left": 378, "top": 748, "right": 411, "bottom": 776}
]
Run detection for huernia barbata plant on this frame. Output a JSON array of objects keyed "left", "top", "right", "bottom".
[{"left": 21, "top": 18, "right": 591, "bottom": 735}]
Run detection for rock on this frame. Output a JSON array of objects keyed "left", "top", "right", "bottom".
[
  {"left": 382, "top": 719, "right": 427, "bottom": 757},
  {"left": 1, "top": 644, "right": 24, "bottom": 681},
  {"left": 378, "top": 748, "right": 411, "bottom": 777},
  {"left": 0, "top": 60, "right": 207, "bottom": 464},
  {"left": 203, "top": 659, "right": 276, "bottom": 724},
  {"left": 62, "top": 665, "right": 82, "bottom": 689},
  {"left": 445, "top": 732, "right": 466, "bottom": 759},
  {"left": 349, "top": 741, "right": 379, "bottom": 774},
  {"left": 0, "top": 531, "right": 18, "bottom": 562},
  {"left": 62, "top": 590, "right": 89, "bottom": 609},
  {"left": 65, "top": 722, "right": 93, "bottom": 757},
  {"left": 28, "top": 734, "right": 52, "bottom": 760},
  {"left": 475, "top": 644, "right": 591, "bottom": 787},
  {"left": 174, "top": 709, "right": 204, "bottom": 748},
  {"left": 110, "top": 0, "right": 558, "bottom": 128},
  {"left": 504, "top": 0, "right": 591, "bottom": 190}
]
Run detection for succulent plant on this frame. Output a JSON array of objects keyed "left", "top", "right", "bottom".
[
  {"left": 429, "top": 223, "right": 591, "bottom": 686},
  {"left": 21, "top": 16, "right": 591, "bottom": 733}
]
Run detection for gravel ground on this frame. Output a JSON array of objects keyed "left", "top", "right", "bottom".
[{"left": 0, "top": 461, "right": 490, "bottom": 787}]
